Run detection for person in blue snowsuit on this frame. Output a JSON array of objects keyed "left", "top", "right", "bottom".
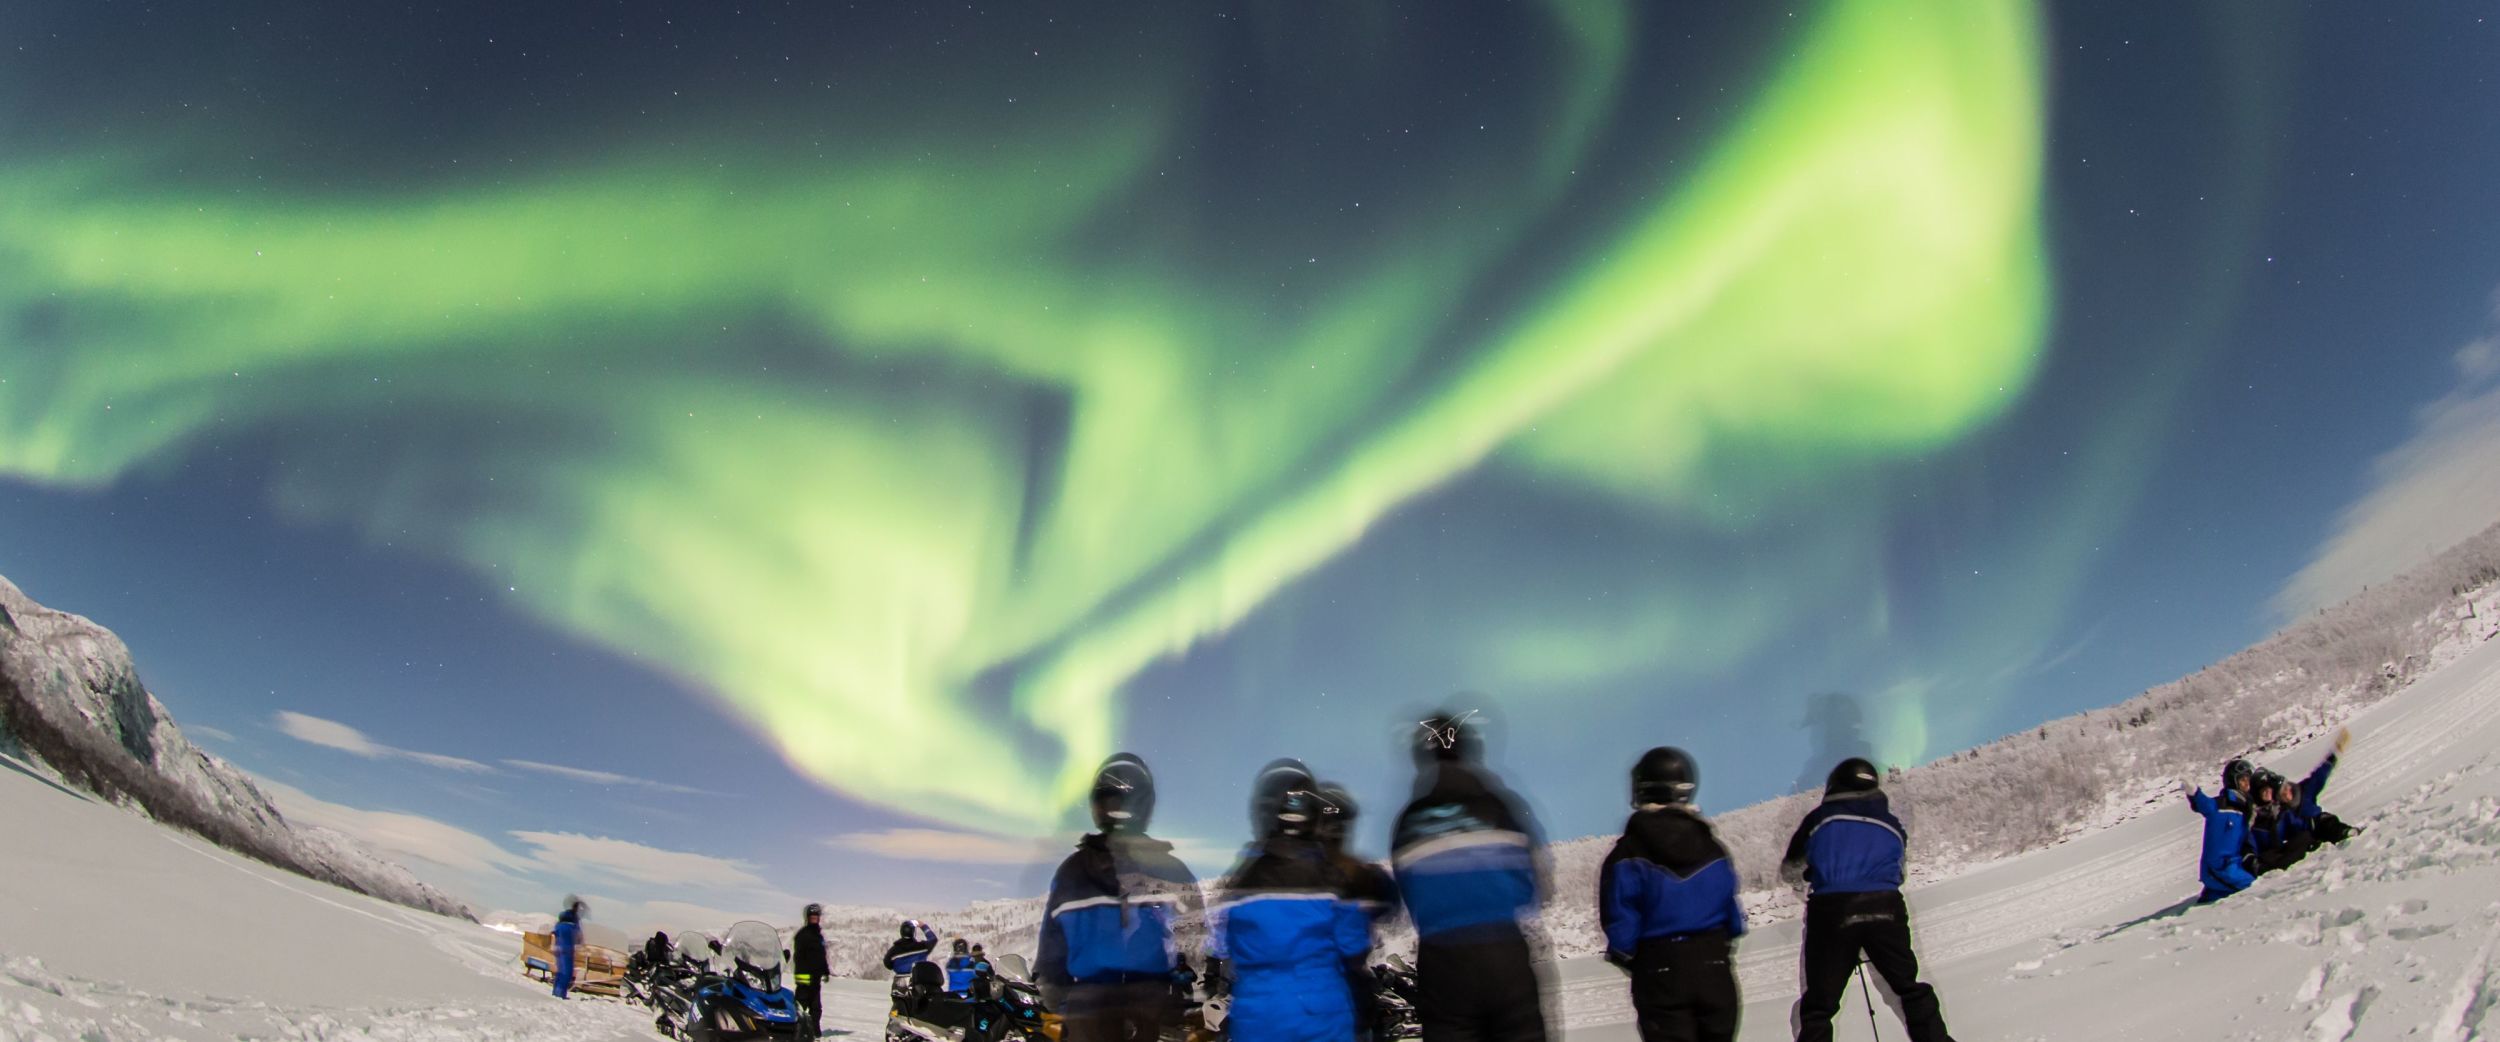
[
  {"left": 1600, "top": 747, "right": 1745, "bottom": 1042},
  {"left": 943, "top": 938, "right": 980, "bottom": 994},
  {"left": 1391, "top": 710, "right": 1551, "bottom": 1042},
  {"left": 1214, "top": 786, "right": 1375, "bottom": 1042},
  {"left": 1781, "top": 758, "right": 1954, "bottom": 1042},
  {"left": 2287, "top": 729, "right": 2355, "bottom": 845},
  {"left": 1036, "top": 753, "right": 1204, "bottom": 1042},
  {"left": 551, "top": 897, "right": 586, "bottom": 999},
  {"left": 2187, "top": 758, "right": 2258, "bottom": 901}
]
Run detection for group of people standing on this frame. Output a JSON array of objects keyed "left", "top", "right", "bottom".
[
  {"left": 2186, "top": 729, "right": 2356, "bottom": 903},
  {"left": 1032, "top": 712, "right": 1957, "bottom": 1042},
  {"left": 1599, "top": 752, "right": 1954, "bottom": 1042},
  {"left": 583, "top": 716, "right": 2364, "bottom": 1042}
]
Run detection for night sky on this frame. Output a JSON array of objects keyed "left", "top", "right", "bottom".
[{"left": 3, "top": 2, "right": 2496, "bottom": 926}]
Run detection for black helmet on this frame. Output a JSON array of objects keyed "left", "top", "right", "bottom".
[
  {"left": 804, "top": 902, "right": 823, "bottom": 919},
  {"left": 1091, "top": 753, "right": 1157, "bottom": 833},
  {"left": 899, "top": 920, "right": 915, "bottom": 939},
  {"left": 562, "top": 894, "right": 589, "bottom": 920},
  {"left": 1250, "top": 758, "right": 1315, "bottom": 841},
  {"left": 2251, "top": 769, "right": 2284, "bottom": 799},
  {"left": 1313, "top": 782, "right": 1357, "bottom": 849},
  {"left": 1825, "top": 757, "right": 1881, "bottom": 795},
  {"left": 952, "top": 938, "right": 970, "bottom": 954},
  {"left": 1266, "top": 787, "right": 1324, "bottom": 840},
  {"left": 1632, "top": 746, "right": 1699, "bottom": 806},
  {"left": 2222, "top": 758, "right": 2254, "bottom": 791},
  {"left": 1412, "top": 709, "right": 1484, "bottom": 770}
]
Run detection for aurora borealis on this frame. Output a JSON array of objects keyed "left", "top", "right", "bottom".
[{"left": 6, "top": 0, "right": 2498, "bottom": 909}]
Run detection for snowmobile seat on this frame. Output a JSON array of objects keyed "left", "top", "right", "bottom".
[{"left": 910, "top": 960, "right": 946, "bottom": 1001}]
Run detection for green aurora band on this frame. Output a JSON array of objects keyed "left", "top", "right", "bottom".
[{"left": 0, "top": 0, "right": 2046, "bottom": 833}]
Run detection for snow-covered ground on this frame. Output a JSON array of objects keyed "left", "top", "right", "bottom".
[
  {"left": 6, "top": 634, "right": 2497, "bottom": 1040},
  {"left": 1550, "top": 629, "right": 2500, "bottom": 1041}
]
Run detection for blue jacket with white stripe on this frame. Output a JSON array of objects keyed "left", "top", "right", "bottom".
[
  {"left": 1036, "top": 832, "right": 1203, "bottom": 987},
  {"left": 1214, "top": 836, "right": 1373, "bottom": 1042},
  {"left": 1391, "top": 761, "right": 1544, "bottom": 945},
  {"left": 1600, "top": 805, "right": 1746, "bottom": 959},
  {"left": 1780, "top": 789, "right": 1907, "bottom": 896}
]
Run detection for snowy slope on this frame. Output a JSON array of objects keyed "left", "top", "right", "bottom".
[
  {"left": 0, "top": 573, "right": 472, "bottom": 920},
  {"left": 0, "top": 746, "right": 657, "bottom": 1040},
  {"left": 1551, "top": 624, "right": 2500, "bottom": 1040},
  {"left": 10, "top": 631, "right": 2494, "bottom": 1041}
]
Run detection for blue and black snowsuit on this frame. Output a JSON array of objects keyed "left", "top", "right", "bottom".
[
  {"left": 1781, "top": 786, "right": 1954, "bottom": 1042},
  {"left": 1214, "top": 834, "right": 1374, "bottom": 1042},
  {"left": 1036, "top": 831, "right": 1203, "bottom": 1042},
  {"left": 1391, "top": 760, "right": 1549, "bottom": 1042},
  {"left": 2188, "top": 787, "right": 2256, "bottom": 901},
  {"left": 1333, "top": 855, "right": 1399, "bottom": 1041},
  {"left": 1600, "top": 804, "right": 1746, "bottom": 1042},
  {"left": 2286, "top": 752, "right": 2354, "bottom": 843},
  {"left": 551, "top": 907, "right": 581, "bottom": 999},
  {"left": 886, "top": 921, "right": 939, "bottom": 975},
  {"left": 946, "top": 950, "right": 980, "bottom": 994}
]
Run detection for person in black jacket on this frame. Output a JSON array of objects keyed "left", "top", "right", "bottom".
[
  {"left": 792, "top": 903, "right": 830, "bottom": 1038},
  {"left": 1316, "top": 781, "right": 1397, "bottom": 1042},
  {"left": 1600, "top": 747, "right": 1746, "bottom": 1042},
  {"left": 887, "top": 919, "right": 940, "bottom": 976},
  {"left": 1391, "top": 709, "right": 1551, "bottom": 1042},
  {"left": 1781, "top": 758, "right": 1953, "bottom": 1042}
]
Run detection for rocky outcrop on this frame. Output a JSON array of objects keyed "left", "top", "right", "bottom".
[{"left": 0, "top": 574, "right": 473, "bottom": 920}]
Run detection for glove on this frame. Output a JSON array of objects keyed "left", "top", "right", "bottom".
[{"left": 2333, "top": 728, "right": 2350, "bottom": 755}]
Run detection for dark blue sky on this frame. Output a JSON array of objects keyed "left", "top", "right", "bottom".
[{"left": 2, "top": 2, "right": 2495, "bottom": 925}]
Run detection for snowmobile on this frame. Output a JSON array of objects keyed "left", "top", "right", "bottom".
[
  {"left": 886, "top": 952, "right": 1060, "bottom": 1042},
  {"left": 1367, "top": 955, "right": 1423, "bottom": 1041},
  {"left": 652, "top": 923, "right": 806, "bottom": 1041}
]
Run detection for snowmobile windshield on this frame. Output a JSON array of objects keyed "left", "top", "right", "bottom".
[
  {"left": 725, "top": 921, "right": 784, "bottom": 972},
  {"left": 678, "top": 932, "right": 717, "bottom": 971},
  {"left": 994, "top": 953, "right": 1032, "bottom": 983}
]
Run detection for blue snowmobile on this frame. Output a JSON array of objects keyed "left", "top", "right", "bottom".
[{"left": 653, "top": 922, "right": 805, "bottom": 1041}]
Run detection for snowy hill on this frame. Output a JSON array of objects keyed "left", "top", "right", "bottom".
[
  {"left": 0, "top": 573, "right": 474, "bottom": 921},
  {"left": 830, "top": 523, "right": 2500, "bottom": 976}
]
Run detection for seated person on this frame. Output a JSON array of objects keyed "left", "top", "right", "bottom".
[
  {"left": 944, "top": 938, "right": 980, "bottom": 995},
  {"left": 2246, "top": 769, "right": 2285, "bottom": 875},
  {"left": 2188, "top": 759, "right": 2257, "bottom": 902}
]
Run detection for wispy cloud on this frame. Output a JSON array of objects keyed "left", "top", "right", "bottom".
[
  {"left": 826, "top": 828, "right": 1061, "bottom": 866},
  {"left": 2278, "top": 289, "right": 2500, "bottom": 616},
  {"left": 259, "top": 778, "right": 534, "bottom": 877},
  {"left": 502, "top": 759, "right": 713, "bottom": 796},
  {"left": 188, "top": 724, "right": 237, "bottom": 743},
  {"left": 512, "top": 830, "right": 771, "bottom": 889},
  {"left": 272, "top": 711, "right": 494, "bottom": 773}
]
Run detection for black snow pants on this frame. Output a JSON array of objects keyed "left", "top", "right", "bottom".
[
  {"left": 794, "top": 976, "right": 822, "bottom": 1038},
  {"left": 1794, "top": 891, "right": 1953, "bottom": 1042},
  {"left": 1060, "top": 980, "right": 1175, "bottom": 1042},
  {"left": 2313, "top": 812, "right": 2356, "bottom": 844},
  {"left": 1628, "top": 931, "right": 1739, "bottom": 1042},
  {"left": 1416, "top": 931, "right": 1549, "bottom": 1042},
  {"left": 2259, "top": 826, "right": 2318, "bottom": 874}
]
